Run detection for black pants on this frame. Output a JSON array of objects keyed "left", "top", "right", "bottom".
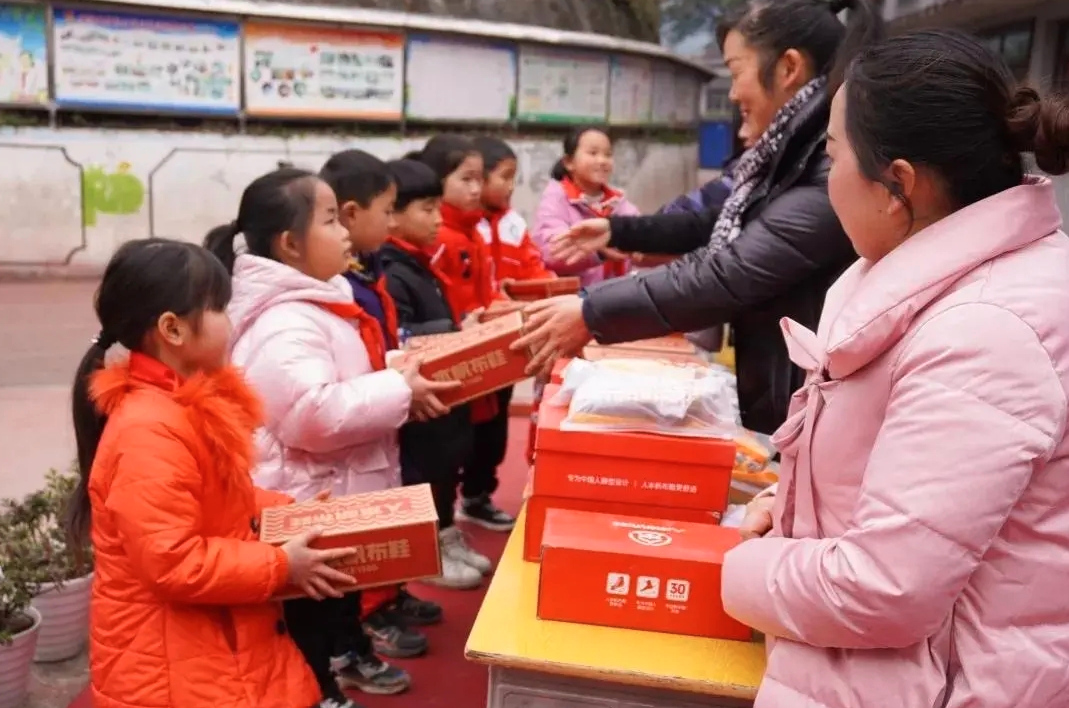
[
  {"left": 461, "top": 386, "right": 513, "bottom": 499},
  {"left": 284, "top": 592, "right": 372, "bottom": 701},
  {"left": 401, "top": 455, "right": 460, "bottom": 528}
]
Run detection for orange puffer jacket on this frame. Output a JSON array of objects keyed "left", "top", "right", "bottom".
[{"left": 86, "top": 353, "right": 320, "bottom": 708}]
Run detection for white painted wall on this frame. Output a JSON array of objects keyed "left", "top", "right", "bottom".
[{"left": 0, "top": 127, "right": 699, "bottom": 271}]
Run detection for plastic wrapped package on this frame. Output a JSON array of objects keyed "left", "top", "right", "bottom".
[{"left": 550, "top": 358, "right": 740, "bottom": 439}]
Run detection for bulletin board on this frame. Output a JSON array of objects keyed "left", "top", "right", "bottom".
[
  {"left": 0, "top": 3, "right": 48, "bottom": 105},
  {"left": 650, "top": 62, "right": 676, "bottom": 125},
  {"left": 52, "top": 7, "right": 241, "bottom": 113},
  {"left": 608, "top": 55, "right": 652, "bottom": 125},
  {"left": 244, "top": 22, "right": 404, "bottom": 119},
  {"left": 672, "top": 71, "right": 702, "bottom": 125},
  {"left": 517, "top": 45, "right": 608, "bottom": 124},
  {"left": 405, "top": 34, "right": 515, "bottom": 122}
]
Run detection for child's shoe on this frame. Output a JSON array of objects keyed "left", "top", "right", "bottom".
[
  {"left": 457, "top": 494, "right": 516, "bottom": 532},
  {"left": 395, "top": 586, "right": 443, "bottom": 626},
  {"left": 442, "top": 524, "right": 493, "bottom": 575},
  {"left": 424, "top": 527, "right": 483, "bottom": 589},
  {"left": 331, "top": 652, "right": 411, "bottom": 695},
  {"left": 314, "top": 699, "right": 359, "bottom": 708},
  {"left": 362, "top": 606, "right": 428, "bottom": 659}
]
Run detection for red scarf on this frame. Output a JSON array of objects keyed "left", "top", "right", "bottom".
[
  {"left": 316, "top": 287, "right": 398, "bottom": 372},
  {"left": 561, "top": 177, "right": 628, "bottom": 279},
  {"left": 387, "top": 236, "right": 462, "bottom": 323}
]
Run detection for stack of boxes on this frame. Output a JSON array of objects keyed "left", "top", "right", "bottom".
[{"left": 530, "top": 339, "right": 754, "bottom": 641}]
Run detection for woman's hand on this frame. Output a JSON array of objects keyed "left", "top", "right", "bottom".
[
  {"left": 739, "top": 494, "right": 776, "bottom": 541},
  {"left": 512, "top": 295, "right": 592, "bottom": 377},
  {"left": 282, "top": 529, "right": 357, "bottom": 600},
  {"left": 599, "top": 247, "right": 631, "bottom": 262},
  {"left": 313, "top": 490, "right": 331, "bottom": 502},
  {"left": 550, "top": 218, "right": 611, "bottom": 265},
  {"left": 399, "top": 358, "right": 462, "bottom": 422},
  {"left": 460, "top": 308, "right": 485, "bottom": 330}
]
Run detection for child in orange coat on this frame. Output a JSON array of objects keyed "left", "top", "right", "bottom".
[{"left": 67, "top": 238, "right": 355, "bottom": 708}]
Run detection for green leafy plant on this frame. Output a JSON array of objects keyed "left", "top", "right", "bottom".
[{"left": 0, "top": 467, "right": 93, "bottom": 644}]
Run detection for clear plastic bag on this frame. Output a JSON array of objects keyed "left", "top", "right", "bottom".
[{"left": 551, "top": 358, "right": 740, "bottom": 439}]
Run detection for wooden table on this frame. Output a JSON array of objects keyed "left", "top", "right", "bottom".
[{"left": 465, "top": 509, "right": 767, "bottom": 707}]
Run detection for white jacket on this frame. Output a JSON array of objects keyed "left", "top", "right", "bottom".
[{"left": 228, "top": 255, "right": 412, "bottom": 502}]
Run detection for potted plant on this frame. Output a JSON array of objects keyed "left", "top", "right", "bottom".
[
  {"left": 25, "top": 468, "right": 94, "bottom": 663},
  {"left": 0, "top": 498, "right": 45, "bottom": 708}
]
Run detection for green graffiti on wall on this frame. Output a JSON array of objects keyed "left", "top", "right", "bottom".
[{"left": 82, "top": 163, "right": 145, "bottom": 227}]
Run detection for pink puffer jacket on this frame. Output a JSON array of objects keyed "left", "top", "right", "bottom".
[
  {"left": 228, "top": 255, "right": 412, "bottom": 502},
  {"left": 722, "top": 177, "right": 1069, "bottom": 708}
]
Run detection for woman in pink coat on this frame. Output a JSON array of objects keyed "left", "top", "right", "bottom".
[{"left": 723, "top": 30, "right": 1069, "bottom": 708}]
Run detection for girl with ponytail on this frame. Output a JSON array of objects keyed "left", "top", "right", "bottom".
[{"left": 68, "top": 237, "right": 351, "bottom": 708}]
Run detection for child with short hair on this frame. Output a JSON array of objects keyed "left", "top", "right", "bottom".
[
  {"left": 318, "top": 149, "right": 446, "bottom": 657},
  {"left": 410, "top": 135, "right": 516, "bottom": 532},
  {"left": 68, "top": 237, "right": 353, "bottom": 708},
  {"left": 206, "top": 167, "right": 458, "bottom": 706},
  {"left": 380, "top": 157, "right": 494, "bottom": 589}
]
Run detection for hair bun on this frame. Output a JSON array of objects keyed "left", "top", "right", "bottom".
[
  {"left": 1006, "top": 86, "right": 1069, "bottom": 176},
  {"left": 828, "top": 0, "right": 853, "bottom": 12}
]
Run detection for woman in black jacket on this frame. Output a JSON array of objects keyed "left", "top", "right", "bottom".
[{"left": 516, "top": 0, "right": 882, "bottom": 434}]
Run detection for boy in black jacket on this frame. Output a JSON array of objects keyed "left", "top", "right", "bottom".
[{"left": 381, "top": 159, "right": 493, "bottom": 590}]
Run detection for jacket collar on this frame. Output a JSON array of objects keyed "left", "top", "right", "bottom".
[
  {"left": 440, "top": 201, "right": 484, "bottom": 233},
  {"left": 560, "top": 176, "right": 625, "bottom": 212},
  {"left": 762, "top": 89, "right": 830, "bottom": 200},
  {"left": 815, "top": 177, "right": 1063, "bottom": 379},
  {"left": 90, "top": 353, "right": 264, "bottom": 485}
]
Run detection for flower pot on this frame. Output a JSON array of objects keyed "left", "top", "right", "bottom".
[
  {"left": 0, "top": 605, "right": 42, "bottom": 708},
  {"left": 31, "top": 573, "right": 93, "bottom": 663}
]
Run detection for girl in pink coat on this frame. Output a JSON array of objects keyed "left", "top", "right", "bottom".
[{"left": 724, "top": 30, "right": 1069, "bottom": 708}]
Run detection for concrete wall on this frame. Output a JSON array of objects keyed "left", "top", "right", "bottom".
[{"left": 0, "top": 128, "right": 698, "bottom": 271}]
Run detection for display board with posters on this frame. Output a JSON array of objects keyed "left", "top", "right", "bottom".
[
  {"left": 0, "top": 3, "right": 47, "bottom": 105},
  {"left": 608, "top": 55, "right": 652, "bottom": 125},
  {"left": 51, "top": 7, "right": 240, "bottom": 113},
  {"left": 517, "top": 45, "right": 608, "bottom": 123},
  {"left": 650, "top": 62, "right": 676, "bottom": 124},
  {"left": 672, "top": 71, "right": 701, "bottom": 125},
  {"left": 244, "top": 22, "right": 403, "bottom": 119},
  {"left": 405, "top": 34, "right": 515, "bottom": 122}
]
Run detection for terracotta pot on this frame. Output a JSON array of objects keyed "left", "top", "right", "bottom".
[
  {"left": 0, "top": 605, "right": 42, "bottom": 708},
  {"left": 31, "top": 573, "right": 92, "bottom": 663}
]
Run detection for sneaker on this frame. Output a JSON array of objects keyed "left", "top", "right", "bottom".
[
  {"left": 395, "top": 586, "right": 442, "bottom": 626},
  {"left": 363, "top": 607, "right": 427, "bottom": 659},
  {"left": 457, "top": 494, "right": 516, "bottom": 532},
  {"left": 314, "top": 699, "right": 358, "bottom": 708},
  {"left": 440, "top": 524, "right": 493, "bottom": 575},
  {"left": 332, "top": 652, "right": 411, "bottom": 695},
  {"left": 423, "top": 541, "right": 483, "bottom": 590}
]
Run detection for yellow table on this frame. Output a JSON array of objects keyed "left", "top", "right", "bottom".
[{"left": 466, "top": 509, "right": 766, "bottom": 708}]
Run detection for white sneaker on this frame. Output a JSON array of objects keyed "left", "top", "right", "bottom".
[
  {"left": 424, "top": 551, "right": 482, "bottom": 590},
  {"left": 440, "top": 524, "right": 493, "bottom": 575}
]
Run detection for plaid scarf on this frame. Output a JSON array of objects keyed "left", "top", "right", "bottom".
[{"left": 709, "top": 76, "right": 828, "bottom": 251}]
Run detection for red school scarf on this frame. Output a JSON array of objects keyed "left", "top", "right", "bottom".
[
  {"left": 386, "top": 236, "right": 463, "bottom": 323},
  {"left": 316, "top": 291, "right": 397, "bottom": 372},
  {"left": 561, "top": 176, "right": 629, "bottom": 279}
]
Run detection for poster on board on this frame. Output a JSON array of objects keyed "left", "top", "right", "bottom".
[
  {"left": 405, "top": 35, "right": 515, "bottom": 122},
  {"left": 0, "top": 3, "right": 47, "bottom": 105},
  {"left": 672, "top": 72, "right": 701, "bottom": 125},
  {"left": 52, "top": 7, "right": 240, "bottom": 113},
  {"left": 650, "top": 63, "right": 677, "bottom": 124},
  {"left": 244, "top": 23, "right": 403, "bottom": 119},
  {"left": 608, "top": 55, "right": 652, "bottom": 125},
  {"left": 517, "top": 45, "right": 608, "bottom": 123}
]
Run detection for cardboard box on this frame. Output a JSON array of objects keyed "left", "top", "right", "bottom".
[
  {"left": 260, "top": 484, "right": 441, "bottom": 599},
  {"left": 533, "top": 385, "right": 734, "bottom": 514},
  {"left": 404, "top": 331, "right": 462, "bottom": 352},
  {"left": 537, "top": 509, "right": 751, "bottom": 641},
  {"left": 479, "top": 299, "right": 526, "bottom": 322},
  {"left": 504, "top": 276, "right": 581, "bottom": 301},
  {"left": 586, "top": 335, "right": 698, "bottom": 356},
  {"left": 410, "top": 311, "right": 531, "bottom": 407},
  {"left": 581, "top": 345, "right": 706, "bottom": 367},
  {"left": 550, "top": 357, "right": 573, "bottom": 385},
  {"left": 524, "top": 495, "right": 721, "bottom": 563}
]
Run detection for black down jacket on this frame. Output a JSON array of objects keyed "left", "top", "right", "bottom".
[
  {"left": 580, "top": 92, "right": 856, "bottom": 434},
  {"left": 380, "top": 241, "right": 473, "bottom": 484}
]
